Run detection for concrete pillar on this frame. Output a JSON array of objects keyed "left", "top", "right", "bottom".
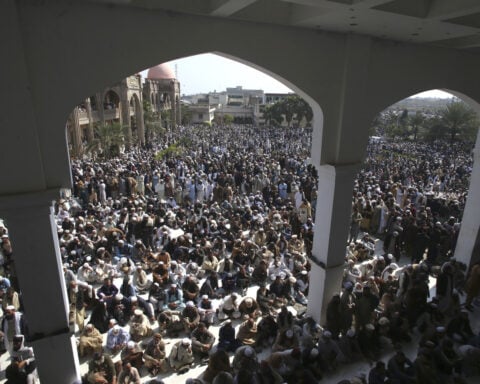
[
  {"left": 455, "top": 142, "right": 480, "bottom": 267},
  {"left": 0, "top": 190, "right": 81, "bottom": 384},
  {"left": 307, "top": 163, "right": 360, "bottom": 324}
]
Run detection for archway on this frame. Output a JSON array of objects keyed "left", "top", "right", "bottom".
[{"left": 347, "top": 89, "right": 480, "bottom": 311}]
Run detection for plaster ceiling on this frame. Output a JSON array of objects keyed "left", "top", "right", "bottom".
[{"left": 88, "top": 0, "right": 480, "bottom": 51}]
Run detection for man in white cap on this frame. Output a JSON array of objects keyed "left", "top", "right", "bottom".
[
  {"left": 232, "top": 345, "right": 258, "bottom": 376},
  {"left": 129, "top": 309, "right": 152, "bottom": 341},
  {"left": 78, "top": 323, "right": 103, "bottom": 358},
  {"left": 8, "top": 334, "right": 38, "bottom": 384},
  {"left": 1, "top": 305, "right": 27, "bottom": 353},
  {"left": 120, "top": 340, "right": 143, "bottom": 371},
  {"left": 168, "top": 338, "right": 194, "bottom": 373},
  {"left": 132, "top": 263, "right": 151, "bottom": 293},
  {"left": 316, "top": 330, "right": 342, "bottom": 371},
  {"left": 272, "top": 328, "right": 300, "bottom": 352},
  {"left": 217, "top": 292, "right": 240, "bottom": 320},
  {"left": 85, "top": 352, "right": 117, "bottom": 384},
  {"left": 239, "top": 296, "right": 261, "bottom": 319},
  {"left": 106, "top": 324, "right": 130, "bottom": 354}
]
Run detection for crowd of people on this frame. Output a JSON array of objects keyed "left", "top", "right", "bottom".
[{"left": 0, "top": 123, "right": 479, "bottom": 384}]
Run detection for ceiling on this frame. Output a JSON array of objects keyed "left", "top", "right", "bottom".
[{"left": 89, "top": 0, "right": 480, "bottom": 52}]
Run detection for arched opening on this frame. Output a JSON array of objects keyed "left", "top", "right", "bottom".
[
  {"left": 57, "top": 51, "right": 327, "bottom": 380},
  {"left": 342, "top": 88, "right": 479, "bottom": 331},
  {"left": 103, "top": 89, "right": 121, "bottom": 124}
]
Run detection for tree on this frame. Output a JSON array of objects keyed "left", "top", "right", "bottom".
[
  {"left": 408, "top": 111, "right": 426, "bottom": 141},
  {"left": 86, "top": 122, "right": 126, "bottom": 159},
  {"left": 438, "top": 101, "right": 479, "bottom": 143},
  {"left": 263, "top": 103, "right": 283, "bottom": 126},
  {"left": 223, "top": 114, "right": 234, "bottom": 126},
  {"left": 381, "top": 110, "right": 402, "bottom": 139},
  {"left": 214, "top": 113, "right": 234, "bottom": 126},
  {"left": 263, "top": 95, "right": 313, "bottom": 127}
]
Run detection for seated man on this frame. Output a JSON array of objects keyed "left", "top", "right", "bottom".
[
  {"left": 218, "top": 319, "right": 241, "bottom": 352},
  {"left": 256, "top": 284, "right": 275, "bottom": 316},
  {"left": 120, "top": 340, "right": 143, "bottom": 371},
  {"left": 182, "top": 275, "right": 200, "bottom": 303},
  {"left": 86, "top": 352, "right": 117, "bottom": 384},
  {"left": 132, "top": 264, "right": 151, "bottom": 293},
  {"left": 143, "top": 333, "right": 168, "bottom": 376},
  {"left": 191, "top": 322, "right": 215, "bottom": 361},
  {"left": 78, "top": 323, "right": 103, "bottom": 357},
  {"left": 168, "top": 338, "right": 195, "bottom": 374},
  {"left": 107, "top": 293, "right": 130, "bottom": 326},
  {"left": 182, "top": 301, "right": 201, "bottom": 334},
  {"left": 217, "top": 292, "right": 240, "bottom": 320},
  {"left": 272, "top": 328, "right": 300, "bottom": 352},
  {"left": 232, "top": 345, "right": 258, "bottom": 376},
  {"left": 106, "top": 324, "right": 130, "bottom": 354},
  {"left": 239, "top": 297, "right": 261, "bottom": 319},
  {"left": 129, "top": 309, "right": 153, "bottom": 342},
  {"left": 387, "top": 348, "right": 416, "bottom": 384},
  {"left": 117, "top": 361, "right": 141, "bottom": 384},
  {"left": 163, "top": 283, "right": 185, "bottom": 312},
  {"left": 96, "top": 277, "right": 118, "bottom": 302},
  {"left": 267, "top": 348, "right": 303, "bottom": 381},
  {"left": 236, "top": 317, "right": 258, "bottom": 347},
  {"left": 152, "top": 261, "right": 169, "bottom": 286},
  {"left": 198, "top": 295, "right": 216, "bottom": 326},
  {"left": 148, "top": 282, "right": 166, "bottom": 314},
  {"left": 158, "top": 310, "right": 184, "bottom": 337}
]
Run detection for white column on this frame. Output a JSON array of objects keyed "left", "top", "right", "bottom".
[
  {"left": 0, "top": 190, "right": 81, "bottom": 384},
  {"left": 455, "top": 145, "right": 480, "bottom": 266},
  {"left": 307, "top": 163, "right": 360, "bottom": 324}
]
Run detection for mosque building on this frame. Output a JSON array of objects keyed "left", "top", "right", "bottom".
[{"left": 66, "top": 63, "right": 180, "bottom": 158}]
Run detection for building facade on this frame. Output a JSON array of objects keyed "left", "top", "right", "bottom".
[{"left": 66, "top": 63, "right": 180, "bottom": 158}]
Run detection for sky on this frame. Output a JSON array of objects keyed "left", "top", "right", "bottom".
[{"left": 141, "top": 53, "right": 454, "bottom": 98}]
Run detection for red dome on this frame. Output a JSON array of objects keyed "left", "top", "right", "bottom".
[{"left": 147, "top": 63, "right": 175, "bottom": 80}]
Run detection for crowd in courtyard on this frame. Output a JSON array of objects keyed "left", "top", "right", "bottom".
[{"left": 0, "top": 123, "right": 479, "bottom": 384}]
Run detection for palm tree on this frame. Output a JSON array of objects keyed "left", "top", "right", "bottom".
[
  {"left": 408, "top": 111, "right": 426, "bottom": 141},
  {"left": 86, "top": 122, "right": 125, "bottom": 159},
  {"left": 439, "top": 101, "right": 478, "bottom": 143}
]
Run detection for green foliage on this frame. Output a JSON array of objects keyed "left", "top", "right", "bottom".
[
  {"left": 372, "top": 99, "right": 479, "bottom": 143},
  {"left": 408, "top": 111, "right": 426, "bottom": 141},
  {"left": 155, "top": 143, "right": 182, "bottom": 160},
  {"left": 264, "top": 95, "right": 313, "bottom": 127},
  {"left": 213, "top": 114, "right": 234, "bottom": 126},
  {"left": 86, "top": 122, "right": 126, "bottom": 159},
  {"left": 438, "top": 101, "right": 479, "bottom": 142}
]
